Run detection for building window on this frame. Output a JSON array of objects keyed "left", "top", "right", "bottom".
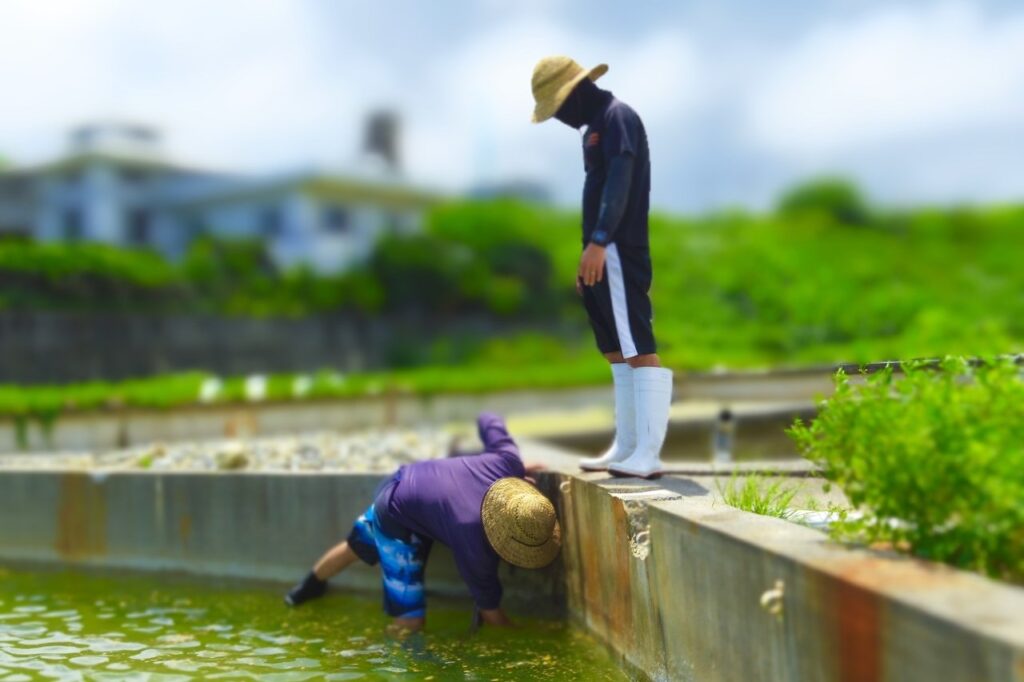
[
  {"left": 260, "top": 206, "right": 282, "bottom": 238},
  {"left": 126, "top": 209, "right": 151, "bottom": 246},
  {"left": 62, "top": 208, "right": 83, "bottom": 241},
  {"left": 322, "top": 205, "right": 351, "bottom": 233}
]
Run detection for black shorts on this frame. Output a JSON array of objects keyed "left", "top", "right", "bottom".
[{"left": 581, "top": 243, "right": 656, "bottom": 358}]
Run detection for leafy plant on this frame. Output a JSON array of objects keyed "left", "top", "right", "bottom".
[
  {"left": 790, "top": 357, "right": 1024, "bottom": 583},
  {"left": 717, "top": 473, "right": 801, "bottom": 520}
]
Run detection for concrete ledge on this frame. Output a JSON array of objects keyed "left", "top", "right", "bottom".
[
  {"left": 0, "top": 368, "right": 835, "bottom": 454},
  {"left": 556, "top": 472, "right": 1024, "bottom": 682}
]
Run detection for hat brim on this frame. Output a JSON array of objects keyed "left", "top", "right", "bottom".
[
  {"left": 531, "top": 63, "right": 608, "bottom": 124},
  {"left": 481, "top": 478, "right": 562, "bottom": 569}
]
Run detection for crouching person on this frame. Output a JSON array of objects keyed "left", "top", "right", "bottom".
[{"left": 284, "top": 412, "right": 559, "bottom": 633}]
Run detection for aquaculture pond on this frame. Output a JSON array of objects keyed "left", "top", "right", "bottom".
[{"left": 0, "top": 566, "right": 625, "bottom": 681}]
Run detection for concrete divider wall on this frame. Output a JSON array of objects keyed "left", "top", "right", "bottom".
[
  {"left": 2, "top": 461, "right": 1023, "bottom": 681},
  {"left": 557, "top": 473, "right": 1024, "bottom": 682},
  {"left": 0, "top": 387, "right": 611, "bottom": 453},
  {"left": 0, "top": 470, "right": 566, "bottom": 616}
]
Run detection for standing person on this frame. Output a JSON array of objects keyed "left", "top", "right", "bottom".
[
  {"left": 531, "top": 55, "right": 673, "bottom": 479},
  {"left": 284, "top": 412, "right": 558, "bottom": 633}
]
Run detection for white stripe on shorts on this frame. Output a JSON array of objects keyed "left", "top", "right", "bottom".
[{"left": 604, "top": 244, "right": 638, "bottom": 358}]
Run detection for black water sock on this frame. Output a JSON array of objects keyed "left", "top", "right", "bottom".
[{"left": 284, "top": 571, "right": 327, "bottom": 606}]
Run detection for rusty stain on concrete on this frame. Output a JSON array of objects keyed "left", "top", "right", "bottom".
[
  {"left": 834, "top": 579, "right": 882, "bottom": 682},
  {"left": 580, "top": 492, "right": 605, "bottom": 627},
  {"left": 831, "top": 554, "right": 960, "bottom": 593},
  {"left": 608, "top": 499, "right": 634, "bottom": 640},
  {"left": 55, "top": 473, "right": 107, "bottom": 558}
]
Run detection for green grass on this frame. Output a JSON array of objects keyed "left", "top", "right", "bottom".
[
  {"left": 0, "top": 354, "right": 612, "bottom": 439},
  {"left": 717, "top": 473, "right": 801, "bottom": 520}
]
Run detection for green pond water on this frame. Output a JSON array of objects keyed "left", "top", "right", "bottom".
[{"left": 0, "top": 566, "right": 625, "bottom": 681}]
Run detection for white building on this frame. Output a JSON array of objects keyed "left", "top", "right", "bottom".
[{"left": 0, "top": 121, "right": 438, "bottom": 272}]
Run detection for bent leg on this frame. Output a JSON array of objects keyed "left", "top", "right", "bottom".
[
  {"left": 379, "top": 532, "right": 432, "bottom": 625},
  {"left": 313, "top": 541, "right": 360, "bottom": 580},
  {"left": 286, "top": 505, "right": 380, "bottom": 607},
  {"left": 388, "top": 615, "right": 426, "bottom": 635}
]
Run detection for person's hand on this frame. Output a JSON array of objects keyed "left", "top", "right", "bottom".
[
  {"left": 478, "top": 608, "right": 514, "bottom": 627},
  {"left": 578, "top": 243, "right": 606, "bottom": 286},
  {"left": 523, "top": 461, "right": 546, "bottom": 485}
]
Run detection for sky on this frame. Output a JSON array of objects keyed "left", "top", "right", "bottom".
[{"left": 2, "top": 0, "right": 1023, "bottom": 213}]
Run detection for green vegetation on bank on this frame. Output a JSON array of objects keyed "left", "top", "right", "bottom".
[
  {"left": 717, "top": 473, "right": 801, "bottom": 520},
  {"left": 790, "top": 358, "right": 1024, "bottom": 583},
  {"left": 0, "top": 350, "right": 611, "bottom": 433},
  {"left": 3, "top": 179, "right": 1023, "bottom": 369}
]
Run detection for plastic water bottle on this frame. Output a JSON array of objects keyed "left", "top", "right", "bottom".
[{"left": 712, "top": 407, "right": 735, "bottom": 463}]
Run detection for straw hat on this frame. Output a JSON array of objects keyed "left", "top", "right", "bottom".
[
  {"left": 530, "top": 56, "right": 608, "bottom": 123},
  {"left": 481, "top": 477, "right": 562, "bottom": 568}
]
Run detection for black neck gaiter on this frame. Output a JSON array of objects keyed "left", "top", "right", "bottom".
[{"left": 554, "top": 79, "right": 608, "bottom": 130}]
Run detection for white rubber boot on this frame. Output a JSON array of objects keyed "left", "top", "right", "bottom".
[
  {"left": 608, "top": 367, "right": 673, "bottom": 479},
  {"left": 580, "top": 364, "right": 635, "bottom": 471}
]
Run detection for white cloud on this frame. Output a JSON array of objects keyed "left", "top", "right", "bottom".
[
  {"left": 0, "top": 0, "right": 366, "bottom": 169},
  {"left": 3, "top": 0, "right": 1020, "bottom": 211},
  {"left": 744, "top": 3, "right": 1024, "bottom": 158},
  {"left": 402, "top": 20, "right": 702, "bottom": 198}
]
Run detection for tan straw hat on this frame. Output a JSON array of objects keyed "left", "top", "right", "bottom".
[
  {"left": 530, "top": 55, "right": 608, "bottom": 123},
  {"left": 481, "top": 477, "right": 562, "bottom": 568}
]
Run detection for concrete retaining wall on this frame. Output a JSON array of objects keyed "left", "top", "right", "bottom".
[
  {"left": 0, "top": 469, "right": 565, "bottom": 616},
  {"left": 557, "top": 473, "right": 1024, "bottom": 682},
  {"left": 0, "top": 386, "right": 610, "bottom": 453},
  {"left": 0, "top": 311, "right": 572, "bottom": 383},
  {"left": 2, "top": 450, "right": 1021, "bottom": 681}
]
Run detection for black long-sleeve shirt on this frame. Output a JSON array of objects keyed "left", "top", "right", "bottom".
[{"left": 581, "top": 93, "right": 651, "bottom": 249}]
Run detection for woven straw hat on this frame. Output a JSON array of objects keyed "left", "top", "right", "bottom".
[
  {"left": 481, "top": 477, "right": 562, "bottom": 568},
  {"left": 530, "top": 55, "right": 608, "bottom": 123}
]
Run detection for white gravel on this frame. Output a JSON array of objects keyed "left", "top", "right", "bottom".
[{"left": 0, "top": 428, "right": 461, "bottom": 473}]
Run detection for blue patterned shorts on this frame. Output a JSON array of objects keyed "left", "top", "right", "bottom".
[{"left": 346, "top": 504, "right": 432, "bottom": 618}]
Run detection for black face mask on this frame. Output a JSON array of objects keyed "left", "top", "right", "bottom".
[
  {"left": 554, "top": 79, "right": 601, "bottom": 129},
  {"left": 557, "top": 84, "right": 589, "bottom": 129}
]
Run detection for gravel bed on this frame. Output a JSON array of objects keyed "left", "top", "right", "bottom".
[{"left": 0, "top": 428, "right": 460, "bottom": 473}]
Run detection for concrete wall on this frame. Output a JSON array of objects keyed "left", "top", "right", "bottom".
[
  {"left": 0, "top": 311, "right": 572, "bottom": 383},
  {"left": 557, "top": 473, "right": 1024, "bottom": 682},
  {"left": 2, "top": 450, "right": 1020, "bottom": 681},
  {"left": 0, "top": 386, "right": 610, "bottom": 453},
  {"left": 0, "top": 469, "right": 566, "bottom": 617}
]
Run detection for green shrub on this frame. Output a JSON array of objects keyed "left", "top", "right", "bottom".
[
  {"left": 777, "top": 177, "right": 869, "bottom": 225},
  {"left": 789, "top": 358, "right": 1024, "bottom": 582}
]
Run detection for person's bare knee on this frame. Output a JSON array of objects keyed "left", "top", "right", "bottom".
[
  {"left": 388, "top": 616, "right": 425, "bottom": 635},
  {"left": 626, "top": 353, "right": 661, "bottom": 368},
  {"left": 604, "top": 351, "right": 626, "bottom": 364}
]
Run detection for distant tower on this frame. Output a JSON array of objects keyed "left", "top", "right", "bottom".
[{"left": 362, "top": 111, "right": 401, "bottom": 174}]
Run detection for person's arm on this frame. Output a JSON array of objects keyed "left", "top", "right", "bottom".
[
  {"left": 477, "top": 412, "right": 520, "bottom": 460},
  {"left": 579, "top": 153, "right": 634, "bottom": 286},
  {"left": 589, "top": 153, "right": 635, "bottom": 247},
  {"left": 454, "top": 541, "right": 506, "bottom": 620}
]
